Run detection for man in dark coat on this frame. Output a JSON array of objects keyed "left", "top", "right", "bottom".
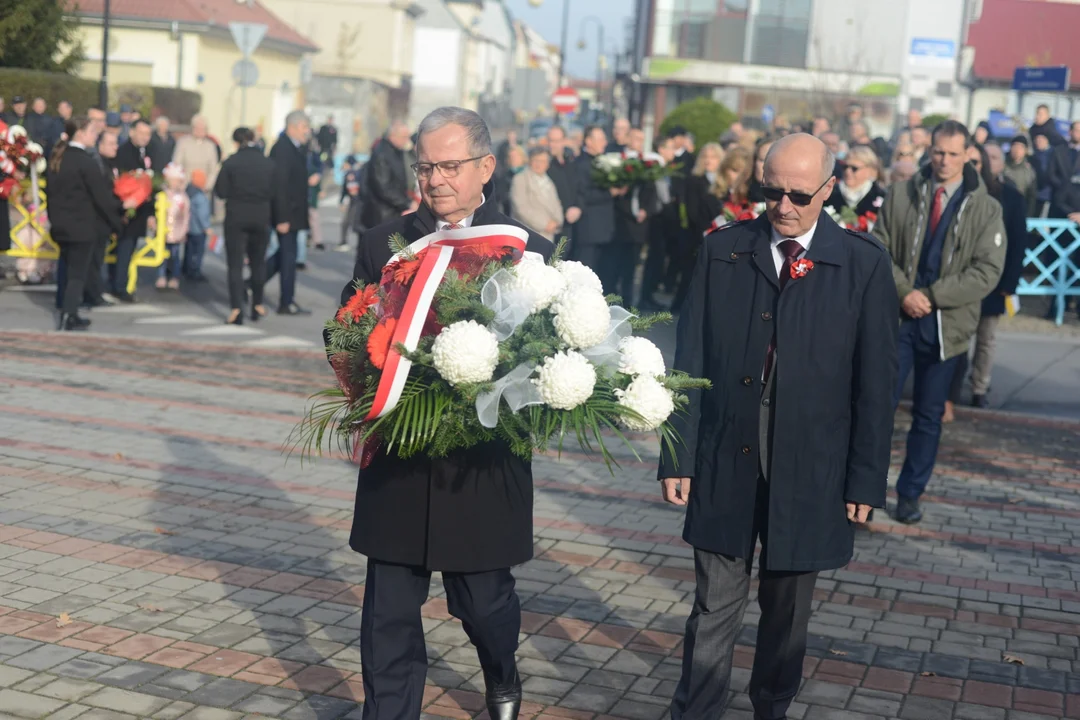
[
  {"left": 1047, "top": 120, "right": 1080, "bottom": 222},
  {"left": 544, "top": 124, "right": 578, "bottom": 229},
  {"left": 110, "top": 119, "right": 158, "bottom": 301},
  {"left": 572, "top": 125, "right": 624, "bottom": 286},
  {"left": 340, "top": 107, "right": 551, "bottom": 720},
  {"left": 361, "top": 121, "right": 414, "bottom": 230},
  {"left": 659, "top": 133, "right": 898, "bottom": 720},
  {"left": 1030, "top": 104, "right": 1066, "bottom": 148},
  {"left": 264, "top": 110, "right": 313, "bottom": 315},
  {"left": 316, "top": 115, "right": 338, "bottom": 162}
]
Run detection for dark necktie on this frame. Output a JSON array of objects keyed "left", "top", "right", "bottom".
[
  {"left": 763, "top": 239, "right": 805, "bottom": 383},
  {"left": 928, "top": 186, "right": 946, "bottom": 236}
]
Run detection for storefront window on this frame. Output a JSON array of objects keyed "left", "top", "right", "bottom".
[{"left": 749, "top": 0, "right": 811, "bottom": 68}]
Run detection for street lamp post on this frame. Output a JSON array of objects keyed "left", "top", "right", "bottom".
[
  {"left": 99, "top": 0, "right": 111, "bottom": 109},
  {"left": 579, "top": 16, "right": 604, "bottom": 118}
]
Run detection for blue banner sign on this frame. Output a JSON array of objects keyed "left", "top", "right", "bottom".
[
  {"left": 1012, "top": 66, "right": 1071, "bottom": 92},
  {"left": 910, "top": 38, "right": 955, "bottom": 59}
]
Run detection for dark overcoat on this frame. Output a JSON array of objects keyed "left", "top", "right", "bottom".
[
  {"left": 825, "top": 182, "right": 887, "bottom": 218},
  {"left": 572, "top": 151, "right": 615, "bottom": 246},
  {"left": 659, "top": 213, "right": 899, "bottom": 572},
  {"left": 339, "top": 197, "right": 553, "bottom": 573},
  {"left": 981, "top": 182, "right": 1028, "bottom": 317},
  {"left": 269, "top": 133, "right": 310, "bottom": 231}
]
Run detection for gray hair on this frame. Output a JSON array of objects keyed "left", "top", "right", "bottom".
[
  {"left": 417, "top": 107, "right": 492, "bottom": 157},
  {"left": 527, "top": 146, "right": 549, "bottom": 160},
  {"left": 285, "top": 110, "right": 309, "bottom": 128}
]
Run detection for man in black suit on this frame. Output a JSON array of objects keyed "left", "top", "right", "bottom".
[
  {"left": 544, "top": 124, "right": 578, "bottom": 230},
  {"left": 111, "top": 119, "right": 158, "bottom": 301},
  {"left": 340, "top": 107, "right": 551, "bottom": 720},
  {"left": 264, "top": 110, "right": 313, "bottom": 315},
  {"left": 1047, "top": 120, "right": 1080, "bottom": 222},
  {"left": 659, "top": 133, "right": 898, "bottom": 720},
  {"left": 361, "top": 121, "right": 414, "bottom": 231},
  {"left": 572, "top": 125, "right": 624, "bottom": 286}
]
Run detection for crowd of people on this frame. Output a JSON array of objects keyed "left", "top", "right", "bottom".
[{"left": 0, "top": 93, "right": 345, "bottom": 329}]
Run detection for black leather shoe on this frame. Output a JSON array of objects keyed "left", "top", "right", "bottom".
[
  {"left": 115, "top": 291, "right": 136, "bottom": 303},
  {"left": 277, "top": 302, "right": 312, "bottom": 316},
  {"left": 971, "top": 394, "right": 989, "bottom": 408},
  {"left": 895, "top": 496, "right": 923, "bottom": 524},
  {"left": 60, "top": 313, "right": 90, "bottom": 332},
  {"left": 485, "top": 671, "right": 522, "bottom": 720}
]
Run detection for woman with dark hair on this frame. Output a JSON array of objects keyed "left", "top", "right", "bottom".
[
  {"left": 214, "top": 126, "right": 276, "bottom": 324},
  {"left": 46, "top": 115, "right": 127, "bottom": 331},
  {"left": 944, "top": 142, "right": 1026, "bottom": 420}
]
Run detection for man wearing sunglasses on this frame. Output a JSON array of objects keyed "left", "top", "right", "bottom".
[
  {"left": 659, "top": 133, "right": 898, "bottom": 720},
  {"left": 338, "top": 107, "right": 553, "bottom": 720},
  {"left": 873, "top": 121, "right": 1005, "bottom": 525}
]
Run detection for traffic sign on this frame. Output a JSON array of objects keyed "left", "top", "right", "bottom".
[
  {"left": 552, "top": 86, "right": 580, "bottom": 115},
  {"left": 229, "top": 22, "right": 268, "bottom": 58},
  {"left": 1012, "top": 66, "right": 1070, "bottom": 92},
  {"left": 761, "top": 104, "right": 775, "bottom": 125},
  {"left": 232, "top": 59, "right": 259, "bottom": 88}
]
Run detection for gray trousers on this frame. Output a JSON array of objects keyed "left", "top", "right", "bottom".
[
  {"left": 672, "top": 525, "right": 817, "bottom": 719},
  {"left": 970, "top": 315, "right": 1000, "bottom": 396}
]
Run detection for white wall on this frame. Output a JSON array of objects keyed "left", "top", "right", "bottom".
[
  {"left": 412, "top": 28, "right": 461, "bottom": 90},
  {"left": 900, "top": 0, "right": 965, "bottom": 117}
]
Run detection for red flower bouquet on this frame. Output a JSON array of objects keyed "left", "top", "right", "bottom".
[{"left": 114, "top": 170, "right": 154, "bottom": 217}]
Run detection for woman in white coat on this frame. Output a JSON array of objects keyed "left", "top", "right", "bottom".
[{"left": 510, "top": 147, "right": 564, "bottom": 242}]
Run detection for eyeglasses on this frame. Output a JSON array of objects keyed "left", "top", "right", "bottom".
[
  {"left": 897, "top": 151, "right": 914, "bottom": 158},
  {"left": 411, "top": 156, "right": 489, "bottom": 180},
  {"left": 760, "top": 177, "right": 832, "bottom": 206},
  {"left": 843, "top": 164, "right": 864, "bottom": 173}
]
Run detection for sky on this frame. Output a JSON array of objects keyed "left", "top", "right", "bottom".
[{"left": 501, "top": 0, "right": 637, "bottom": 81}]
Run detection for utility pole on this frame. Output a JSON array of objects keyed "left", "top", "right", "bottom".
[
  {"left": 99, "top": 0, "right": 111, "bottom": 109},
  {"left": 557, "top": 0, "right": 571, "bottom": 87}
]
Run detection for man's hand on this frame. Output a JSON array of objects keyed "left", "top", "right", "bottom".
[
  {"left": 636, "top": 209, "right": 648, "bottom": 223},
  {"left": 661, "top": 477, "right": 691, "bottom": 506},
  {"left": 610, "top": 186, "right": 629, "bottom": 197},
  {"left": 902, "top": 290, "right": 932, "bottom": 319},
  {"left": 846, "top": 503, "right": 873, "bottom": 523},
  {"left": 1068, "top": 212, "right": 1080, "bottom": 225},
  {"left": 276, "top": 222, "right": 290, "bottom": 234},
  {"left": 545, "top": 220, "right": 559, "bottom": 234},
  {"left": 565, "top": 206, "right": 582, "bottom": 224},
  {"left": 122, "top": 198, "right": 139, "bottom": 210},
  {"left": 308, "top": 173, "right": 321, "bottom": 187}
]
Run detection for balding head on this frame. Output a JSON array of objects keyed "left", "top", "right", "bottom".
[{"left": 762, "top": 133, "right": 836, "bottom": 238}]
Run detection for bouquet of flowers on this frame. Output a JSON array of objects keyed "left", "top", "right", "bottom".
[
  {"left": 704, "top": 201, "right": 768, "bottom": 236},
  {"left": 825, "top": 199, "right": 881, "bottom": 233},
  {"left": 113, "top": 170, "right": 155, "bottom": 217},
  {"left": 294, "top": 226, "right": 710, "bottom": 472},
  {"left": 0, "top": 124, "right": 45, "bottom": 200},
  {"left": 591, "top": 152, "right": 677, "bottom": 189}
]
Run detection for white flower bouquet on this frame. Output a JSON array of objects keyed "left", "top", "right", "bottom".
[{"left": 294, "top": 227, "right": 710, "bottom": 471}]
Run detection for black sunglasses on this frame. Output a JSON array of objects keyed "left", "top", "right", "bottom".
[{"left": 760, "top": 177, "right": 832, "bottom": 206}]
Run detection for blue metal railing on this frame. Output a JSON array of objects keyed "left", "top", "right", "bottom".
[{"left": 1020, "top": 219, "right": 1080, "bottom": 325}]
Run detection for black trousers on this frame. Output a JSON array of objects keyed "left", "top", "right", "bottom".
[
  {"left": 574, "top": 243, "right": 619, "bottom": 294},
  {"left": 673, "top": 481, "right": 817, "bottom": 720},
  {"left": 610, "top": 242, "right": 642, "bottom": 307},
  {"left": 84, "top": 235, "right": 108, "bottom": 304},
  {"left": 361, "top": 560, "right": 520, "bottom": 720},
  {"left": 264, "top": 229, "right": 298, "bottom": 309},
  {"left": 57, "top": 241, "right": 95, "bottom": 315},
  {"left": 224, "top": 220, "right": 270, "bottom": 310}
]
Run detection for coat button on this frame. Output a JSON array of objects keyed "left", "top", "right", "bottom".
[
  {"left": 741, "top": 445, "right": 752, "bottom": 455},
  {"left": 730, "top": 252, "right": 738, "bottom": 260},
  {"left": 742, "top": 376, "right": 753, "bottom": 386},
  {"left": 762, "top": 398, "right": 771, "bottom": 407},
  {"left": 761, "top": 311, "right": 772, "bottom": 321}
]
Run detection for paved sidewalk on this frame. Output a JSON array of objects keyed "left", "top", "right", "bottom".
[{"left": 0, "top": 331, "right": 1077, "bottom": 720}]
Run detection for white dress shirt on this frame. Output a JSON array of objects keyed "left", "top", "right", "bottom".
[
  {"left": 436, "top": 194, "right": 486, "bottom": 231},
  {"left": 769, "top": 222, "right": 817, "bottom": 277}
]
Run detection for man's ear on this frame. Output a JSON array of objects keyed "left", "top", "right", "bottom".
[{"left": 479, "top": 154, "right": 496, "bottom": 183}]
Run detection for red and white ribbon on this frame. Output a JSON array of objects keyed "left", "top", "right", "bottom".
[{"left": 366, "top": 224, "right": 530, "bottom": 421}]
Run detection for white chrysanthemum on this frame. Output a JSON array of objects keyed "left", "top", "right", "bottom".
[
  {"left": 511, "top": 258, "right": 566, "bottom": 313},
  {"left": 616, "top": 376, "right": 675, "bottom": 431},
  {"left": 617, "top": 337, "right": 666, "bottom": 378},
  {"left": 6, "top": 125, "right": 27, "bottom": 142},
  {"left": 552, "top": 289, "right": 611, "bottom": 349},
  {"left": 594, "top": 152, "right": 624, "bottom": 171},
  {"left": 431, "top": 320, "right": 500, "bottom": 385},
  {"left": 555, "top": 260, "right": 603, "bottom": 295},
  {"left": 534, "top": 350, "right": 596, "bottom": 410}
]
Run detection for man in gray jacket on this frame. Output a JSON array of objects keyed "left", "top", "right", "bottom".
[{"left": 873, "top": 120, "right": 1006, "bottom": 524}]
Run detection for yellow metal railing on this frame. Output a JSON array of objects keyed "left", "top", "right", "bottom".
[
  {"left": 7, "top": 186, "right": 170, "bottom": 296},
  {"left": 4, "top": 179, "right": 58, "bottom": 260}
]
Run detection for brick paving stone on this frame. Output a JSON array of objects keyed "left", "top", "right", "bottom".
[
  {"left": 0, "top": 687, "right": 69, "bottom": 717},
  {"left": 83, "top": 686, "right": 172, "bottom": 715}
]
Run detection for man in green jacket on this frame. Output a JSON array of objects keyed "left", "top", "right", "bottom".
[{"left": 873, "top": 120, "right": 1006, "bottom": 524}]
